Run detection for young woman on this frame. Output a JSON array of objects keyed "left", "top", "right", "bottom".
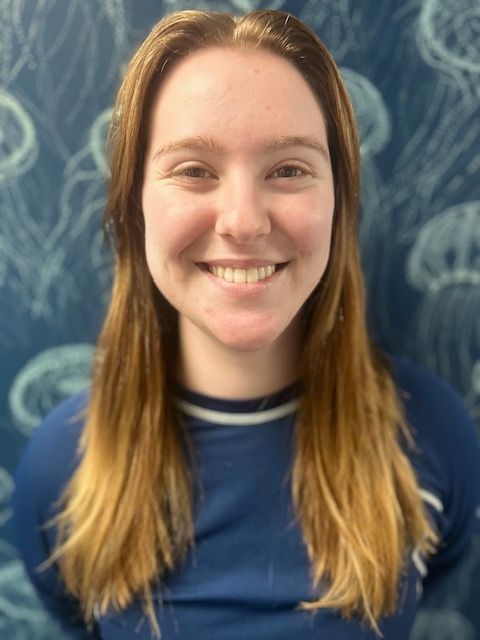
[{"left": 13, "top": 9, "right": 480, "bottom": 640}]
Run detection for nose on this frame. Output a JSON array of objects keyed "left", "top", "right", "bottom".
[{"left": 214, "top": 175, "right": 271, "bottom": 243}]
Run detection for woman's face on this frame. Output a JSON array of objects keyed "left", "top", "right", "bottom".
[{"left": 142, "top": 46, "right": 335, "bottom": 355}]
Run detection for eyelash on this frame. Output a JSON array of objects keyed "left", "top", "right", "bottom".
[
  {"left": 182, "top": 167, "right": 212, "bottom": 179},
  {"left": 178, "top": 164, "right": 308, "bottom": 180},
  {"left": 269, "top": 165, "right": 306, "bottom": 179}
]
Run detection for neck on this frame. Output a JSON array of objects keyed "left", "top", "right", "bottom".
[{"left": 177, "top": 321, "right": 302, "bottom": 400}]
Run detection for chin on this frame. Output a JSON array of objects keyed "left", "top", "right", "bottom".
[{"left": 210, "top": 322, "right": 292, "bottom": 353}]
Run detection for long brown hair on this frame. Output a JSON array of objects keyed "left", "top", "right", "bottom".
[{"left": 49, "top": 10, "right": 437, "bottom": 637}]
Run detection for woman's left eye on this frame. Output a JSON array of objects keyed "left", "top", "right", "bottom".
[{"left": 270, "top": 166, "right": 306, "bottom": 179}]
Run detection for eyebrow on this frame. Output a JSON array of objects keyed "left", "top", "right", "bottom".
[{"left": 153, "top": 134, "right": 330, "bottom": 161}]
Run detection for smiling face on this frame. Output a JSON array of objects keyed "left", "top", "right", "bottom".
[{"left": 142, "top": 46, "right": 335, "bottom": 364}]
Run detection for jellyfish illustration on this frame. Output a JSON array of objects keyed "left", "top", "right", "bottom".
[
  {"left": 299, "top": 0, "right": 359, "bottom": 61},
  {"left": 0, "top": 89, "right": 38, "bottom": 185},
  {"left": 467, "top": 360, "right": 480, "bottom": 420},
  {"left": 0, "top": 91, "right": 38, "bottom": 292},
  {"left": 90, "top": 227, "right": 113, "bottom": 307},
  {"left": 89, "top": 107, "right": 113, "bottom": 178},
  {"left": 341, "top": 68, "right": 392, "bottom": 158},
  {"left": 0, "top": 0, "right": 130, "bottom": 331},
  {"left": 8, "top": 344, "right": 94, "bottom": 436},
  {"left": 448, "top": 528, "right": 480, "bottom": 610},
  {"left": 406, "top": 201, "right": 480, "bottom": 398},
  {"left": 0, "top": 468, "right": 13, "bottom": 527},
  {"left": 0, "top": 540, "right": 67, "bottom": 640},
  {"left": 163, "top": 0, "right": 284, "bottom": 12},
  {"left": 340, "top": 68, "right": 392, "bottom": 279},
  {"left": 416, "top": 0, "right": 480, "bottom": 101},
  {"left": 54, "top": 107, "right": 112, "bottom": 246},
  {"left": 0, "top": 245, "right": 6, "bottom": 289},
  {"left": 0, "top": 0, "right": 128, "bottom": 132},
  {"left": 0, "top": 104, "right": 112, "bottom": 330},
  {"left": 411, "top": 608, "right": 476, "bottom": 640}
]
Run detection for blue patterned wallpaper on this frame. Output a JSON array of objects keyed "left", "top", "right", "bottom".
[{"left": 1, "top": 1, "right": 479, "bottom": 638}]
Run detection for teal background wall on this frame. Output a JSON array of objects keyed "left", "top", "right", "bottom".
[{"left": 1, "top": 1, "right": 479, "bottom": 638}]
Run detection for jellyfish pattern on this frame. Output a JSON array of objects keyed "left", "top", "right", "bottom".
[
  {"left": 8, "top": 344, "right": 94, "bottom": 435},
  {"left": 0, "top": 540, "right": 67, "bottom": 640},
  {"left": 0, "top": 469, "right": 13, "bottom": 528},
  {"left": 411, "top": 608, "right": 476, "bottom": 640},
  {"left": 1, "top": 0, "right": 479, "bottom": 637}
]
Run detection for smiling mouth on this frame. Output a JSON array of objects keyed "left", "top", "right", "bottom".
[{"left": 199, "top": 262, "right": 288, "bottom": 284}]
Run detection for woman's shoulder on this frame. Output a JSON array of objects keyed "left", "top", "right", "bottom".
[
  {"left": 17, "top": 390, "right": 88, "bottom": 469},
  {"left": 388, "top": 355, "right": 480, "bottom": 483},
  {"left": 389, "top": 356, "right": 480, "bottom": 565},
  {"left": 389, "top": 355, "right": 478, "bottom": 452},
  {"left": 13, "top": 391, "right": 89, "bottom": 522}
]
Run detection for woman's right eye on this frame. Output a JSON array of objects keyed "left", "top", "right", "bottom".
[{"left": 181, "top": 167, "right": 212, "bottom": 179}]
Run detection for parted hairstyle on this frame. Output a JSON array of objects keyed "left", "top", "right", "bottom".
[{"left": 47, "top": 9, "right": 437, "bottom": 638}]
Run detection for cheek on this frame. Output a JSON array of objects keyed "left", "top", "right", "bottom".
[
  {"left": 142, "top": 186, "right": 210, "bottom": 255},
  {"left": 283, "top": 198, "right": 334, "bottom": 257}
]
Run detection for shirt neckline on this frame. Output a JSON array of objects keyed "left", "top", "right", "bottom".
[{"left": 174, "top": 383, "right": 301, "bottom": 426}]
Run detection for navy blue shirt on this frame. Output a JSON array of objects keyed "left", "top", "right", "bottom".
[{"left": 12, "top": 359, "right": 480, "bottom": 639}]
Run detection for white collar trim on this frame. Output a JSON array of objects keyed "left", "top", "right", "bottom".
[
  {"left": 419, "top": 488, "right": 444, "bottom": 513},
  {"left": 175, "top": 397, "right": 300, "bottom": 426}
]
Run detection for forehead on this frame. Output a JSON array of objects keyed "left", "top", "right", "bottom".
[{"left": 147, "top": 46, "right": 329, "bottom": 154}]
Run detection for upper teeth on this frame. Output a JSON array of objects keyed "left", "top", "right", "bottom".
[{"left": 208, "top": 264, "right": 276, "bottom": 283}]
